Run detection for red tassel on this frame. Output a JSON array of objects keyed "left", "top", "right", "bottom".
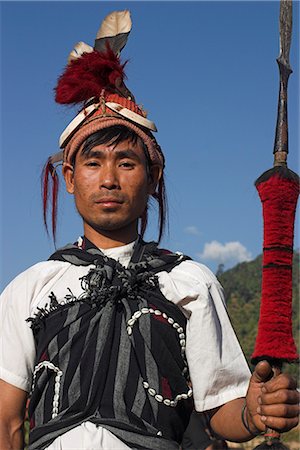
[
  {"left": 252, "top": 171, "right": 299, "bottom": 363},
  {"left": 42, "top": 159, "right": 59, "bottom": 242}
]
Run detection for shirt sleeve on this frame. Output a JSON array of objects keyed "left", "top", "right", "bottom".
[
  {"left": 158, "top": 260, "right": 251, "bottom": 412},
  {"left": 0, "top": 261, "right": 72, "bottom": 392},
  {"left": 0, "top": 272, "right": 36, "bottom": 391}
]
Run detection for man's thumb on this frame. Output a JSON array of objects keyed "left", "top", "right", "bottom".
[{"left": 251, "top": 360, "right": 274, "bottom": 383}]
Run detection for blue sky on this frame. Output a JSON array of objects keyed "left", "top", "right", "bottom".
[{"left": 1, "top": 1, "right": 299, "bottom": 290}]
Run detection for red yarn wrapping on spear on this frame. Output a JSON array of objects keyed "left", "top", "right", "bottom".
[{"left": 251, "top": 171, "right": 299, "bottom": 364}]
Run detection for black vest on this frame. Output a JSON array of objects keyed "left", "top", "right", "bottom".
[{"left": 27, "top": 238, "right": 193, "bottom": 450}]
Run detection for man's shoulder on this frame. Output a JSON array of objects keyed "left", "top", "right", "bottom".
[
  {"left": 1, "top": 260, "right": 71, "bottom": 296},
  {"left": 157, "top": 256, "right": 225, "bottom": 306},
  {"left": 14, "top": 259, "right": 69, "bottom": 278},
  {"left": 171, "top": 258, "right": 220, "bottom": 286},
  {"left": 156, "top": 245, "right": 220, "bottom": 287}
]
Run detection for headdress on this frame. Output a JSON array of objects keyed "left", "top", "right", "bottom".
[{"left": 43, "top": 10, "right": 165, "bottom": 241}]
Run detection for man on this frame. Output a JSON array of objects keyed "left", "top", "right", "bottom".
[{"left": 0, "top": 9, "right": 299, "bottom": 450}]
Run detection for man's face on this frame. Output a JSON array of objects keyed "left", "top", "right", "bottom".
[{"left": 63, "top": 138, "right": 158, "bottom": 240}]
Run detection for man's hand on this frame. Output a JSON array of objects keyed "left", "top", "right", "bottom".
[{"left": 246, "top": 360, "right": 299, "bottom": 434}]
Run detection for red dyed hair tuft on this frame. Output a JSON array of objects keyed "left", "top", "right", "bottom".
[{"left": 55, "top": 46, "right": 126, "bottom": 105}]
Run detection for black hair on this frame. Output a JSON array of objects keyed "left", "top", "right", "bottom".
[{"left": 76, "top": 125, "right": 150, "bottom": 167}]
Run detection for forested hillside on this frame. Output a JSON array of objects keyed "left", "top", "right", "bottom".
[{"left": 218, "top": 252, "right": 299, "bottom": 378}]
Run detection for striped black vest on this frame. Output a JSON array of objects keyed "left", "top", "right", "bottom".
[{"left": 27, "top": 238, "right": 194, "bottom": 450}]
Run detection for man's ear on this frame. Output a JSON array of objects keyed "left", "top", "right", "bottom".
[
  {"left": 148, "top": 164, "right": 162, "bottom": 195},
  {"left": 62, "top": 163, "right": 74, "bottom": 194}
]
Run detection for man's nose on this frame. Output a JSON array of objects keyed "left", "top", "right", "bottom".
[{"left": 100, "top": 166, "right": 120, "bottom": 190}]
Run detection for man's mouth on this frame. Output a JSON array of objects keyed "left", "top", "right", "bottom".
[{"left": 95, "top": 198, "right": 124, "bottom": 207}]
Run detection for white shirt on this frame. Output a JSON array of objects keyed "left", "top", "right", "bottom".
[{"left": 0, "top": 241, "right": 250, "bottom": 449}]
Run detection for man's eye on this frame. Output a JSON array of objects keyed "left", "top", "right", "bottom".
[
  {"left": 86, "top": 161, "right": 99, "bottom": 167},
  {"left": 120, "top": 161, "right": 135, "bottom": 168}
]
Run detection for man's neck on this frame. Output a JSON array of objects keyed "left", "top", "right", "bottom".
[{"left": 83, "top": 223, "right": 138, "bottom": 249}]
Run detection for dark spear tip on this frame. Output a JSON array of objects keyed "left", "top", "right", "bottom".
[
  {"left": 278, "top": 0, "right": 292, "bottom": 69},
  {"left": 273, "top": 0, "right": 293, "bottom": 158}
]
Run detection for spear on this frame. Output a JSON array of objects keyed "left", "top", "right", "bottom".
[{"left": 251, "top": 1, "right": 299, "bottom": 449}]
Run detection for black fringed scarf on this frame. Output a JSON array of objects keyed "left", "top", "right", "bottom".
[{"left": 27, "top": 237, "right": 194, "bottom": 450}]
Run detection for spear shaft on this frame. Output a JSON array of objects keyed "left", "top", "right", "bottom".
[
  {"left": 251, "top": 1, "right": 299, "bottom": 448},
  {"left": 252, "top": 0, "right": 298, "bottom": 367}
]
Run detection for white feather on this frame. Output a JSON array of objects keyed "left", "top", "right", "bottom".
[
  {"left": 96, "top": 10, "right": 131, "bottom": 39},
  {"left": 68, "top": 41, "right": 94, "bottom": 63}
]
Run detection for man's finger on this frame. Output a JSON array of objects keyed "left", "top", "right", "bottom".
[
  {"left": 251, "top": 360, "right": 273, "bottom": 384},
  {"left": 262, "top": 374, "right": 298, "bottom": 393},
  {"left": 259, "top": 389, "right": 300, "bottom": 405},
  {"left": 257, "top": 403, "right": 300, "bottom": 419},
  {"left": 260, "top": 416, "right": 299, "bottom": 433}
]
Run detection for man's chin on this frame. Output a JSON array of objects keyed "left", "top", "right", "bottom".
[{"left": 84, "top": 218, "right": 138, "bottom": 234}]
